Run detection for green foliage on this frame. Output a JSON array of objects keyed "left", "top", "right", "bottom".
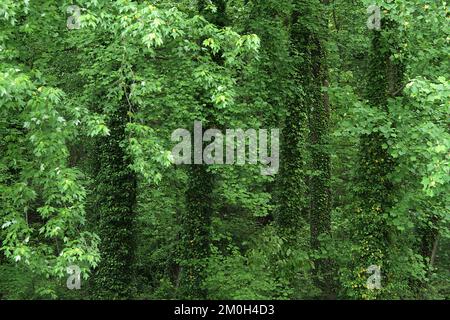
[{"left": 1, "top": 0, "right": 448, "bottom": 300}]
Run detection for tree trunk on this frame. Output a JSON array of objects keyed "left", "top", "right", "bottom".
[
  {"left": 90, "top": 98, "right": 137, "bottom": 299},
  {"left": 178, "top": 0, "right": 227, "bottom": 299}
]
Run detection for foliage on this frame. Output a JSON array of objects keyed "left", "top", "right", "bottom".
[{"left": 0, "top": 0, "right": 448, "bottom": 300}]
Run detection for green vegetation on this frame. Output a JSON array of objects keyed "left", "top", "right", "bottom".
[{"left": 0, "top": 0, "right": 448, "bottom": 300}]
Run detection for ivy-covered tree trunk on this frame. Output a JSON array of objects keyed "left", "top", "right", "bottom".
[
  {"left": 276, "top": 2, "right": 309, "bottom": 237},
  {"left": 179, "top": 165, "right": 214, "bottom": 299},
  {"left": 276, "top": 0, "right": 334, "bottom": 298},
  {"left": 354, "top": 19, "right": 404, "bottom": 298},
  {"left": 308, "top": 33, "right": 334, "bottom": 299},
  {"left": 304, "top": 1, "right": 334, "bottom": 298},
  {"left": 178, "top": 0, "right": 227, "bottom": 299},
  {"left": 90, "top": 99, "right": 137, "bottom": 299}
]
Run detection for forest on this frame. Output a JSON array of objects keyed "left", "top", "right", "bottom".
[{"left": 0, "top": 0, "right": 448, "bottom": 300}]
